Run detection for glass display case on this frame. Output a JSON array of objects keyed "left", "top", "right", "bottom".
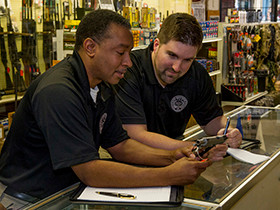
[
  {"left": 26, "top": 106, "right": 280, "bottom": 210},
  {"left": 182, "top": 105, "right": 280, "bottom": 209}
]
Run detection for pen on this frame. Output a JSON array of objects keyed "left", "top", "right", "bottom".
[
  {"left": 95, "top": 191, "right": 136, "bottom": 199},
  {"left": 223, "top": 117, "right": 231, "bottom": 135}
]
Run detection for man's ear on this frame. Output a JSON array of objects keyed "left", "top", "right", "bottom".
[
  {"left": 153, "top": 38, "right": 160, "bottom": 51},
  {"left": 83, "top": 38, "right": 97, "bottom": 58}
]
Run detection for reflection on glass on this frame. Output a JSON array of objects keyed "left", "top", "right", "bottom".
[{"left": 183, "top": 106, "right": 280, "bottom": 203}]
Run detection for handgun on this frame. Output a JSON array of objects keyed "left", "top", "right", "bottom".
[{"left": 192, "top": 135, "right": 228, "bottom": 160}]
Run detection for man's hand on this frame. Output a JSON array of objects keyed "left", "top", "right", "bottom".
[
  {"left": 217, "top": 127, "right": 242, "bottom": 148},
  {"left": 172, "top": 145, "right": 196, "bottom": 160},
  {"left": 164, "top": 157, "right": 211, "bottom": 185},
  {"left": 201, "top": 144, "right": 228, "bottom": 162},
  {"left": 171, "top": 140, "right": 228, "bottom": 162}
]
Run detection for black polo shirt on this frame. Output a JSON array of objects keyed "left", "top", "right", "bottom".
[
  {"left": 114, "top": 43, "right": 223, "bottom": 138},
  {"left": 0, "top": 51, "right": 129, "bottom": 199}
]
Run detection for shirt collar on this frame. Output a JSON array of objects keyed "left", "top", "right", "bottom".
[
  {"left": 142, "top": 43, "right": 160, "bottom": 86},
  {"left": 69, "top": 50, "right": 90, "bottom": 94},
  {"left": 69, "top": 50, "right": 112, "bottom": 103}
]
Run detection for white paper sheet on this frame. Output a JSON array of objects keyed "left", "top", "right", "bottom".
[
  {"left": 227, "top": 148, "right": 270, "bottom": 165},
  {"left": 77, "top": 186, "right": 171, "bottom": 202}
]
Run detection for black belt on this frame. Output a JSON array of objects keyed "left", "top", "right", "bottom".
[{"left": 4, "top": 187, "right": 40, "bottom": 203}]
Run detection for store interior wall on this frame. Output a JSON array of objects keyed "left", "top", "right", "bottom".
[
  {"left": 8, "top": 0, "right": 191, "bottom": 33},
  {"left": 0, "top": 0, "right": 277, "bottom": 91},
  {"left": 0, "top": 0, "right": 193, "bottom": 90}
]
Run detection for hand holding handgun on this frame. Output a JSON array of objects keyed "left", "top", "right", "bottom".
[{"left": 192, "top": 135, "right": 228, "bottom": 160}]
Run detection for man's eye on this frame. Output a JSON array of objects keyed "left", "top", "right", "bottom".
[
  {"left": 117, "top": 51, "right": 124, "bottom": 55},
  {"left": 168, "top": 53, "right": 176, "bottom": 58}
]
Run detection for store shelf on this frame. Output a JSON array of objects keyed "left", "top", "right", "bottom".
[
  {"left": 0, "top": 94, "right": 23, "bottom": 105},
  {"left": 134, "top": 37, "right": 223, "bottom": 50},
  {"left": 209, "top": 70, "right": 221, "bottom": 77},
  {"left": 221, "top": 91, "right": 268, "bottom": 107},
  {"left": 202, "top": 37, "right": 222, "bottom": 43},
  {"left": 201, "top": 36, "right": 223, "bottom": 92},
  {"left": 63, "top": 50, "right": 73, "bottom": 58},
  {"left": 132, "top": 45, "right": 149, "bottom": 51}
]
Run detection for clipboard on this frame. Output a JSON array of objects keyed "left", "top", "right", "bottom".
[{"left": 70, "top": 183, "right": 184, "bottom": 207}]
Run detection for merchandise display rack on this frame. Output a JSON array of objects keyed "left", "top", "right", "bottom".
[{"left": 217, "top": 22, "right": 277, "bottom": 107}]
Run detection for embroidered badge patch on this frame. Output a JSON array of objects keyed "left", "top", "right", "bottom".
[
  {"left": 99, "top": 113, "right": 107, "bottom": 134},
  {"left": 170, "top": 95, "right": 188, "bottom": 112}
]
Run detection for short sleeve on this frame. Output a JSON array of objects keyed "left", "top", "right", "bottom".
[
  {"left": 191, "top": 65, "right": 223, "bottom": 126},
  {"left": 114, "top": 66, "right": 147, "bottom": 125},
  {"left": 32, "top": 84, "right": 99, "bottom": 170}
]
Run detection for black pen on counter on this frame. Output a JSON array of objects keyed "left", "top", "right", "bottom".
[
  {"left": 95, "top": 191, "right": 136, "bottom": 199},
  {"left": 223, "top": 117, "right": 231, "bottom": 135}
]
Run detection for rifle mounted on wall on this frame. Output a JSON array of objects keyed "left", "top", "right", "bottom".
[
  {"left": 5, "top": 0, "right": 26, "bottom": 109},
  {"left": 0, "top": 7, "right": 14, "bottom": 94},
  {"left": 43, "top": 0, "right": 55, "bottom": 70},
  {"left": 21, "top": 0, "right": 40, "bottom": 86}
]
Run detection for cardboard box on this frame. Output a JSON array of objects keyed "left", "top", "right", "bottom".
[
  {"left": 8, "top": 112, "right": 15, "bottom": 130},
  {"left": 207, "top": 10, "right": 220, "bottom": 21}
]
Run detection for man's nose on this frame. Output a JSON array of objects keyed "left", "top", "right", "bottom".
[
  {"left": 122, "top": 54, "right": 132, "bottom": 68},
  {"left": 172, "top": 60, "right": 182, "bottom": 72}
]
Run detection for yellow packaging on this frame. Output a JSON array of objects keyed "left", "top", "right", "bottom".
[
  {"left": 123, "top": 6, "right": 139, "bottom": 27},
  {"left": 64, "top": 20, "right": 80, "bottom": 30},
  {"left": 131, "top": 7, "right": 140, "bottom": 28},
  {"left": 148, "top": 8, "right": 156, "bottom": 28},
  {"left": 123, "top": 7, "right": 131, "bottom": 23},
  {"left": 132, "top": 30, "right": 140, "bottom": 47},
  {"left": 141, "top": 7, "right": 149, "bottom": 28}
]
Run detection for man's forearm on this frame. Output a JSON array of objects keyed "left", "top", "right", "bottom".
[
  {"left": 138, "top": 131, "right": 193, "bottom": 150},
  {"left": 72, "top": 151, "right": 210, "bottom": 188},
  {"left": 201, "top": 116, "right": 227, "bottom": 136},
  {"left": 123, "top": 124, "right": 193, "bottom": 150},
  {"left": 72, "top": 159, "right": 170, "bottom": 188},
  {"left": 107, "top": 139, "right": 176, "bottom": 166},
  {"left": 72, "top": 138, "right": 211, "bottom": 188}
]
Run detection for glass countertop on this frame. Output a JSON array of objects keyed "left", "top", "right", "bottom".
[
  {"left": 26, "top": 106, "right": 280, "bottom": 210},
  {"left": 183, "top": 105, "right": 280, "bottom": 208}
]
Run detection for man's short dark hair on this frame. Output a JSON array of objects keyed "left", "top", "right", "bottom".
[
  {"left": 75, "top": 9, "right": 131, "bottom": 51},
  {"left": 157, "top": 13, "right": 203, "bottom": 49}
]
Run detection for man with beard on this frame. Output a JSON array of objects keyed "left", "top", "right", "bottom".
[{"left": 114, "top": 13, "right": 242, "bottom": 152}]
